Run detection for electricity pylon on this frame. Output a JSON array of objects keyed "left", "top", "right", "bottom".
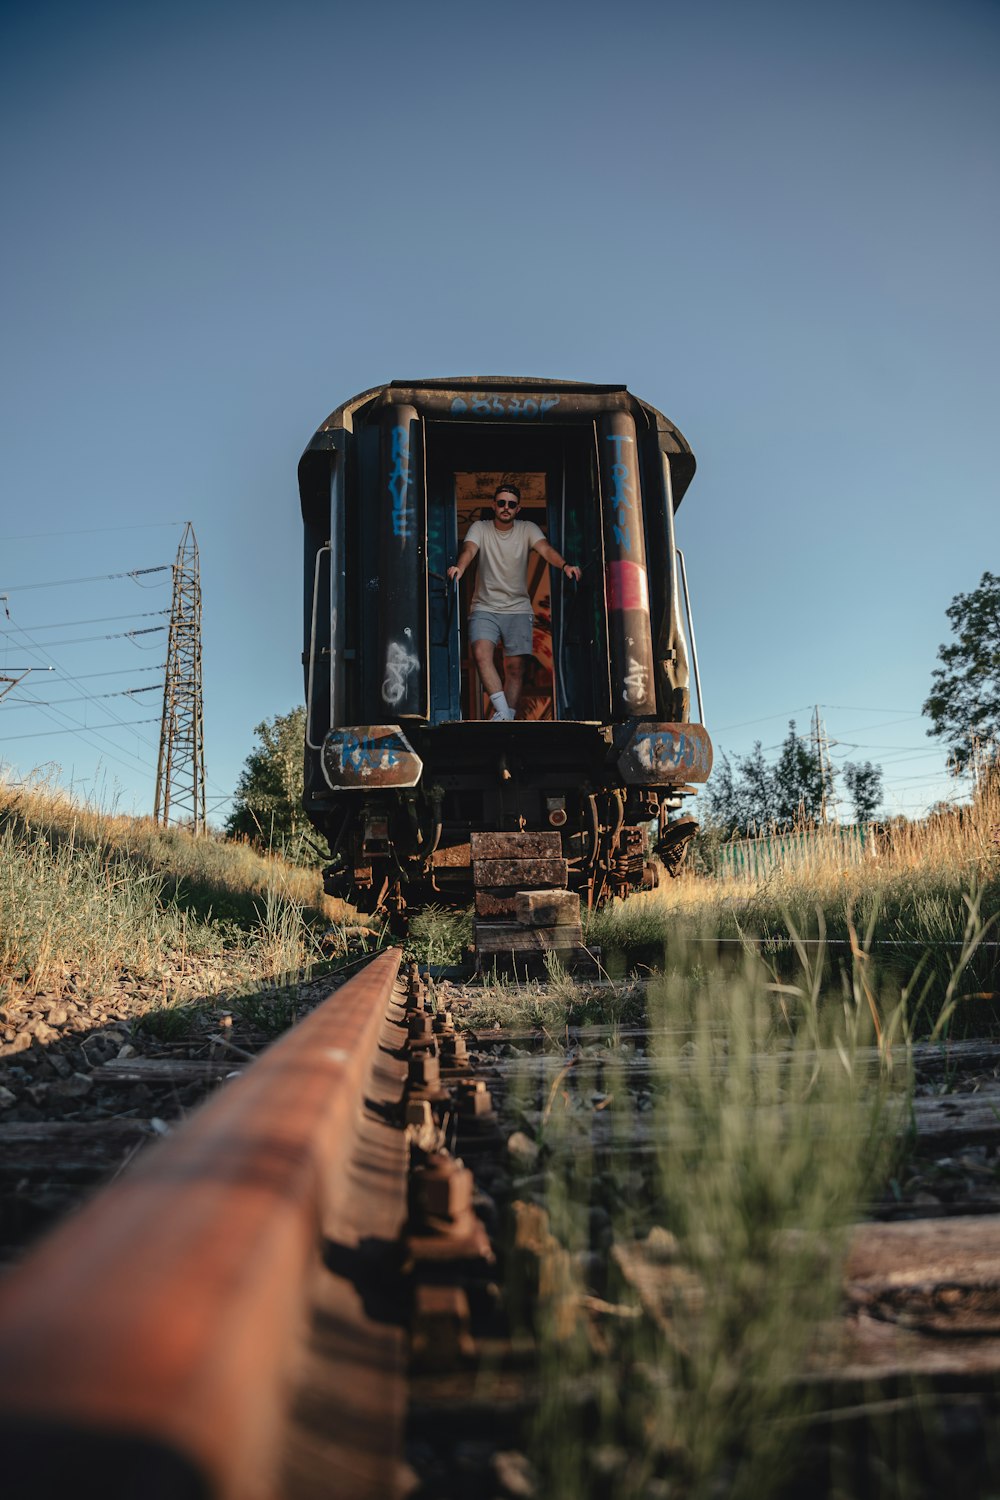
[
  {"left": 154, "top": 523, "right": 206, "bottom": 832},
  {"left": 811, "top": 704, "right": 837, "bottom": 822}
]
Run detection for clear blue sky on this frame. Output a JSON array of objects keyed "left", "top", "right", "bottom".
[{"left": 2, "top": 0, "right": 997, "bottom": 823}]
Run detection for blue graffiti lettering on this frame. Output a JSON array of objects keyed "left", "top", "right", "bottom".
[
  {"left": 605, "top": 433, "right": 634, "bottom": 552},
  {"left": 337, "top": 733, "right": 400, "bottom": 773},
  {"left": 629, "top": 727, "right": 711, "bottom": 777},
  {"left": 388, "top": 427, "right": 412, "bottom": 539},
  {"left": 446, "top": 393, "right": 561, "bottom": 419}
]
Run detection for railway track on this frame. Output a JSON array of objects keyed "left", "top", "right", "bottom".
[
  {"left": 0, "top": 948, "right": 412, "bottom": 1499},
  {"left": 3, "top": 952, "right": 1000, "bottom": 1497}
]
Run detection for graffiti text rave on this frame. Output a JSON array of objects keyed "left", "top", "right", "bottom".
[
  {"left": 388, "top": 427, "right": 412, "bottom": 539},
  {"left": 605, "top": 432, "right": 634, "bottom": 552}
]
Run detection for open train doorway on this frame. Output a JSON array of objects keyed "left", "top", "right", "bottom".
[
  {"left": 426, "top": 422, "right": 605, "bottom": 726},
  {"left": 454, "top": 471, "right": 553, "bottom": 721}
]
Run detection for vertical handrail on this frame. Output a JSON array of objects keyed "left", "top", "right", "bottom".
[
  {"left": 452, "top": 575, "right": 460, "bottom": 715},
  {"left": 305, "top": 543, "right": 331, "bottom": 751},
  {"left": 592, "top": 420, "right": 613, "bottom": 715},
  {"left": 556, "top": 450, "right": 569, "bottom": 718},
  {"left": 676, "top": 548, "right": 705, "bottom": 725}
]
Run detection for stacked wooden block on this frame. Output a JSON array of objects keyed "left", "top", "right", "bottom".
[{"left": 471, "top": 831, "right": 586, "bottom": 969}]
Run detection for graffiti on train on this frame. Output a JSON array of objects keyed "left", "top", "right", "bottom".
[
  {"left": 382, "top": 635, "right": 421, "bottom": 708},
  {"left": 449, "top": 394, "right": 560, "bottom": 418},
  {"left": 618, "top": 723, "right": 713, "bottom": 783},
  {"left": 388, "top": 426, "right": 413, "bottom": 539},
  {"left": 322, "top": 727, "right": 424, "bottom": 788},
  {"left": 605, "top": 431, "right": 635, "bottom": 552}
]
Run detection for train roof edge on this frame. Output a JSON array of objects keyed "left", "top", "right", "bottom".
[{"left": 298, "top": 375, "right": 697, "bottom": 513}]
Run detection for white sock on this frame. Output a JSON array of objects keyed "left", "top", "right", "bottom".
[{"left": 489, "top": 691, "right": 514, "bottom": 720}]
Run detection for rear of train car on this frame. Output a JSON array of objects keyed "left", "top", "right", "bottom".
[{"left": 298, "top": 377, "right": 712, "bottom": 919}]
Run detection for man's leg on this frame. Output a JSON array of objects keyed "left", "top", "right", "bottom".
[
  {"left": 499, "top": 615, "right": 534, "bottom": 718},
  {"left": 504, "top": 654, "right": 527, "bottom": 714},
  {"left": 471, "top": 625, "right": 513, "bottom": 718},
  {"left": 472, "top": 637, "right": 503, "bottom": 697}
]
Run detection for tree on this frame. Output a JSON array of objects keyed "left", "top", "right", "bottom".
[
  {"left": 705, "top": 742, "right": 774, "bottom": 832},
  {"left": 704, "top": 722, "right": 885, "bottom": 835},
  {"left": 738, "top": 741, "right": 777, "bottom": 826},
  {"left": 842, "top": 760, "right": 883, "bottom": 822},
  {"left": 923, "top": 571, "right": 1000, "bottom": 772},
  {"left": 704, "top": 723, "right": 827, "bottom": 834},
  {"left": 772, "top": 721, "right": 826, "bottom": 824},
  {"left": 226, "top": 706, "right": 312, "bottom": 859}
]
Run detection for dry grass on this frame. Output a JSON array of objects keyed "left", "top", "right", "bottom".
[
  {"left": 587, "top": 780, "right": 1000, "bottom": 1032},
  {"left": 626, "top": 780, "right": 999, "bottom": 927},
  {"left": 0, "top": 774, "right": 367, "bottom": 1006},
  {"left": 1, "top": 775, "right": 339, "bottom": 914}
]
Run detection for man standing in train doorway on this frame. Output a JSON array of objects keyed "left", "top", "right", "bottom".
[{"left": 447, "top": 483, "right": 581, "bottom": 721}]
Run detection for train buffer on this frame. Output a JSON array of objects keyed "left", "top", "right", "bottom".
[{"left": 470, "top": 832, "right": 600, "bottom": 976}]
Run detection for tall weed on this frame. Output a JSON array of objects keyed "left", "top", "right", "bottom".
[
  {"left": 0, "top": 777, "right": 357, "bottom": 1005},
  {"left": 587, "top": 780, "right": 1000, "bottom": 1028},
  {"left": 525, "top": 938, "right": 899, "bottom": 1499}
]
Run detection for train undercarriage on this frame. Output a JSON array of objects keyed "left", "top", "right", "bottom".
[{"left": 313, "top": 719, "right": 705, "bottom": 927}]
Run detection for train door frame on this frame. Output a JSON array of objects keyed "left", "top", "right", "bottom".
[
  {"left": 453, "top": 470, "right": 552, "bottom": 722},
  {"left": 424, "top": 422, "right": 607, "bottom": 724}
]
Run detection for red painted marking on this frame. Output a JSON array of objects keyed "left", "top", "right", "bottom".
[{"left": 605, "top": 560, "right": 649, "bottom": 613}]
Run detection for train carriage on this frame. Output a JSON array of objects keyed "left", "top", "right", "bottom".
[{"left": 298, "top": 376, "right": 712, "bottom": 924}]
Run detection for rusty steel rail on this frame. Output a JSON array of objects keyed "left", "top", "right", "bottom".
[{"left": 0, "top": 947, "right": 410, "bottom": 1500}]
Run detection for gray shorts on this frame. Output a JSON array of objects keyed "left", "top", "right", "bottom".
[{"left": 469, "top": 610, "right": 534, "bottom": 657}]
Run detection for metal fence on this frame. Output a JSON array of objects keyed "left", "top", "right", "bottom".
[{"left": 709, "top": 824, "right": 871, "bottom": 882}]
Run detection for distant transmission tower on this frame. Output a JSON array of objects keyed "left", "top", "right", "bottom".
[
  {"left": 154, "top": 522, "right": 206, "bottom": 832},
  {"left": 811, "top": 704, "right": 837, "bottom": 822}
]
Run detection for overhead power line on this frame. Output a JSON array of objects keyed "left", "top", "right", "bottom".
[
  {"left": 0, "top": 616, "right": 162, "bottom": 778},
  {"left": 891, "top": 770, "right": 962, "bottom": 784},
  {"left": 2, "top": 584, "right": 231, "bottom": 808},
  {"left": 0, "top": 608, "right": 168, "bottom": 634},
  {"left": 0, "top": 565, "right": 169, "bottom": 594},
  {"left": 3, "top": 719, "right": 159, "bottom": 742},
  {"left": 46, "top": 665, "right": 165, "bottom": 683},
  {"left": 825, "top": 714, "right": 924, "bottom": 734},
  {"left": 715, "top": 703, "right": 921, "bottom": 734},
  {"left": 820, "top": 703, "right": 919, "bottom": 715},
  {"left": 716, "top": 705, "right": 814, "bottom": 732},
  {"left": 841, "top": 749, "right": 944, "bottom": 766},
  {"left": 3, "top": 684, "right": 164, "bottom": 709},
  {"left": 0, "top": 522, "right": 184, "bottom": 543},
  {"left": 1, "top": 626, "right": 167, "bottom": 649}
]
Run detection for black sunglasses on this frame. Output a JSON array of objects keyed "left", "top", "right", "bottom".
[{"left": 495, "top": 497, "right": 519, "bottom": 509}]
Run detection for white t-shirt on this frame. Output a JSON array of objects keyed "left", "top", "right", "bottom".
[{"left": 465, "top": 518, "right": 545, "bottom": 614}]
